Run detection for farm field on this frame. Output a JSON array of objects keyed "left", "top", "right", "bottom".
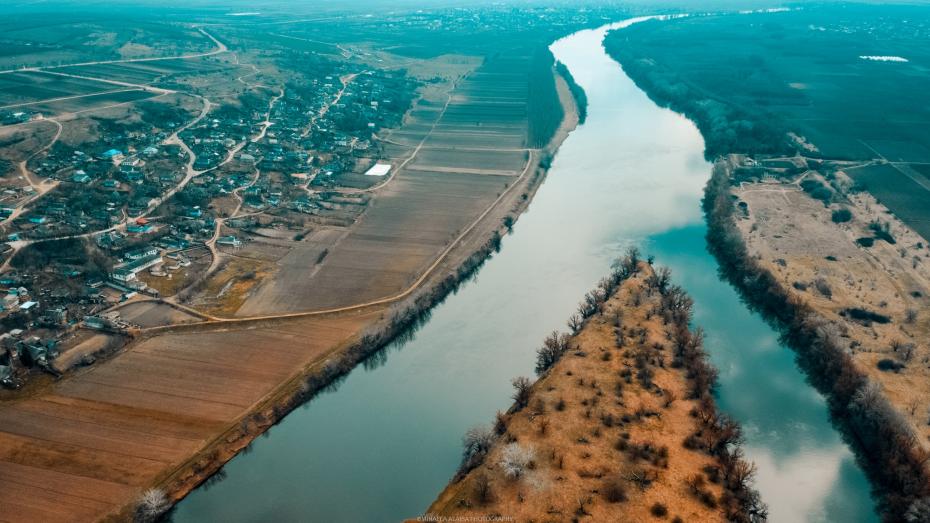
[
  {"left": 66, "top": 58, "right": 234, "bottom": 86},
  {"left": 0, "top": 15, "right": 215, "bottom": 71},
  {"left": 237, "top": 169, "right": 509, "bottom": 314},
  {"left": 845, "top": 163, "right": 930, "bottom": 240},
  {"left": 116, "top": 302, "right": 203, "bottom": 329},
  {"left": 25, "top": 89, "right": 156, "bottom": 116},
  {"left": 409, "top": 149, "right": 527, "bottom": 175},
  {"left": 0, "top": 311, "right": 377, "bottom": 523},
  {"left": 234, "top": 49, "right": 545, "bottom": 315},
  {"left": 607, "top": 5, "right": 930, "bottom": 161},
  {"left": 0, "top": 71, "right": 123, "bottom": 107}
]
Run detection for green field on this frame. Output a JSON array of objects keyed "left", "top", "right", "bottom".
[
  {"left": 0, "top": 71, "right": 119, "bottom": 106},
  {"left": 605, "top": 6, "right": 930, "bottom": 161},
  {"left": 845, "top": 163, "right": 930, "bottom": 240}
]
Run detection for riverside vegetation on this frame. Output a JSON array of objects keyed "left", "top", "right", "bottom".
[
  {"left": 423, "top": 250, "right": 766, "bottom": 522},
  {"left": 704, "top": 161, "right": 930, "bottom": 522}
]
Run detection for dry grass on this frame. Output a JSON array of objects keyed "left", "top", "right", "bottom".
[
  {"left": 190, "top": 256, "right": 270, "bottom": 317},
  {"left": 425, "top": 271, "right": 731, "bottom": 522},
  {"left": 734, "top": 161, "right": 930, "bottom": 447}
]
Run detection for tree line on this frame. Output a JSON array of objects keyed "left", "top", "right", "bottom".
[
  {"left": 603, "top": 31, "right": 792, "bottom": 160},
  {"left": 555, "top": 60, "right": 588, "bottom": 124},
  {"left": 527, "top": 46, "right": 564, "bottom": 149},
  {"left": 703, "top": 159, "right": 930, "bottom": 522}
]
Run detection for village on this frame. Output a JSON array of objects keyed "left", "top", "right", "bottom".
[{"left": 0, "top": 48, "right": 416, "bottom": 389}]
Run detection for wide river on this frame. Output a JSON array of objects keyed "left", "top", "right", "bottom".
[{"left": 174, "top": 19, "right": 877, "bottom": 523}]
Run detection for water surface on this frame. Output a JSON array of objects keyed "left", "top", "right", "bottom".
[{"left": 174, "top": 19, "right": 877, "bottom": 523}]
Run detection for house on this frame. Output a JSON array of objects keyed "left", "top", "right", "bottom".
[
  {"left": 217, "top": 235, "right": 242, "bottom": 247},
  {"left": 126, "top": 223, "right": 154, "bottom": 234},
  {"left": 100, "top": 149, "right": 124, "bottom": 161},
  {"left": 159, "top": 236, "right": 190, "bottom": 250},
  {"left": 111, "top": 253, "right": 162, "bottom": 282},
  {"left": 124, "top": 246, "right": 158, "bottom": 260},
  {"left": 71, "top": 172, "right": 91, "bottom": 184},
  {"left": 365, "top": 163, "right": 392, "bottom": 177}
]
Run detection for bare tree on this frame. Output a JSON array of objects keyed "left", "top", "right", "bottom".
[
  {"left": 511, "top": 376, "right": 533, "bottom": 409},
  {"left": 459, "top": 424, "right": 495, "bottom": 474},
  {"left": 567, "top": 313, "right": 583, "bottom": 334},
  {"left": 499, "top": 442, "right": 535, "bottom": 479},
  {"left": 535, "top": 331, "right": 571, "bottom": 374},
  {"left": 648, "top": 266, "right": 672, "bottom": 294},
  {"left": 472, "top": 472, "right": 494, "bottom": 505},
  {"left": 135, "top": 488, "right": 169, "bottom": 523}
]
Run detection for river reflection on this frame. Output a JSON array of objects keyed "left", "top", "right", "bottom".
[{"left": 173, "top": 20, "right": 877, "bottom": 523}]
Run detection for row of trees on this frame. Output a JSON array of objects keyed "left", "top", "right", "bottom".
[
  {"left": 703, "top": 159, "right": 930, "bottom": 521},
  {"left": 639, "top": 255, "right": 766, "bottom": 522},
  {"left": 603, "top": 33, "right": 792, "bottom": 160},
  {"left": 555, "top": 60, "right": 588, "bottom": 124},
  {"left": 527, "top": 47, "right": 564, "bottom": 149}
]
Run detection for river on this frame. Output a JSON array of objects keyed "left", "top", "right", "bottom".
[{"left": 173, "top": 19, "right": 877, "bottom": 523}]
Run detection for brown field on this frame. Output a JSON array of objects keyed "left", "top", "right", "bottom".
[
  {"left": 0, "top": 51, "right": 581, "bottom": 523},
  {"left": 0, "top": 311, "right": 377, "bottom": 522},
  {"left": 116, "top": 301, "right": 202, "bottom": 328},
  {"left": 426, "top": 266, "right": 750, "bottom": 523},
  {"left": 0, "top": 120, "right": 58, "bottom": 167},
  {"left": 237, "top": 169, "right": 509, "bottom": 314},
  {"left": 733, "top": 160, "right": 930, "bottom": 447},
  {"left": 235, "top": 52, "right": 541, "bottom": 316},
  {"left": 189, "top": 256, "right": 272, "bottom": 317},
  {"left": 410, "top": 149, "right": 527, "bottom": 175}
]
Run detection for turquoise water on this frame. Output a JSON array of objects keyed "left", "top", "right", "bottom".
[{"left": 173, "top": 20, "right": 877, "bottom": 523}]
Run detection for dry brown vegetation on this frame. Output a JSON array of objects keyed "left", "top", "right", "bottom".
[
  {"left": 706, "top": 155, "right": 930, "bottom": 521},
  {"left": 425, "top": 254, "right": 765, "bottom": 523},
  {"left": 233, "top": 49, "right": 552, "bottom": 316},
  {"left": 0, "top": 53, "right": 581, "bottom": 523},
  {"left": 0, "top": 311, "right": 376, "bottom": 523}
]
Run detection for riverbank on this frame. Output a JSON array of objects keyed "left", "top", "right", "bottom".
[
  {"left": 100, "top": 65, "right": 583, "bottom": 522},
  {"left": 423, "top": 257, "right": 764, "bottom": 522},
  {"left": 703, "top": 157, "right": 930, "bottom": 521}
]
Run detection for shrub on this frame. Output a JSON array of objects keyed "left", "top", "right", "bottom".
[
  {"left": 650, "top": 502, "right": 669, "bottom": 518},
  {"left": 869, "top": 220, "right": 896, "bottom": 244},
  {"left": 831, "top": 208, "right": 853, "bottom": 223},
  {"left": 877, "top": 359, "right": 905, "bottom": 372},
  {"left": 856, "top": 237, "right": 875, "bottom": 247},
  {"left": 535, "top": 331, "right": 571, "bottom": 374},
  {"left": 810, "top": 187, "right": 834, "bottom": 203},
  {"left": 601, "top": 477, "right": 628, "bottom": 503},
  {"left": 813, "top": 278, "right": 832, "bottom": 299},
  {"left": 843, "top": 307, "right": 891, "bottom": 325},
  {"left": 458, "top": 424, "right": 494, "bottom": 476}
]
